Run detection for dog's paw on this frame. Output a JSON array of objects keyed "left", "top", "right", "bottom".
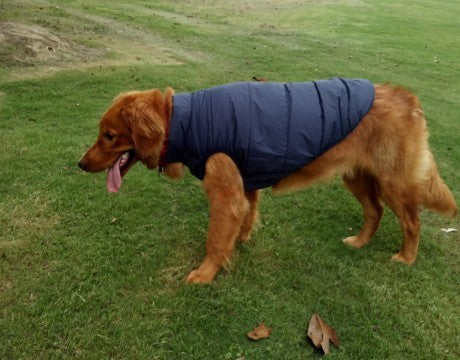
[
  {"left": 186, "top": 269, "right": 216, "bottom": 284},
  {"left": 342, "top": 236, "right": 366, "bottom": 248},
  {"left": 391, "top": 252, "right": 415, "bottom": 265}
]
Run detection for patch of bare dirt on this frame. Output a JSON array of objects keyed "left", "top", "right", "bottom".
[{"left": 0, "top": 21, "right": 101, "bottom": 67}]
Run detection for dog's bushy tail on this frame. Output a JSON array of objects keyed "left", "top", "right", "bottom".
[{"left": 421, "top": 157, "right": 457, "bottom": 217}]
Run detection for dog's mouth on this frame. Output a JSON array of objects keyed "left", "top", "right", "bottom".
[{"left": 107, "top": 150, "right": 138, "bottom": 193}]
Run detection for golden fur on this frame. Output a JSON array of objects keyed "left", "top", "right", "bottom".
[{"left": 79, "top": 83, "right": 457, "bottom": 283}]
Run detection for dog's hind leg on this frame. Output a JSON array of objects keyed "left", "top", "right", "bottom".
[
  {"left": 186, "top": 153, "right": 249, "bottom": 283},
  {"left": 238, "top": 190, "right": 260, "bottom": 242},
  {"left": 343, "top": 171, "right": 383, "bottom": 248},
  {"left": 380, "top": 182, "right": 421, "bottom": 265}
]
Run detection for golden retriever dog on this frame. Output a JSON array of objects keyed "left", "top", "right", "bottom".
[{"left": 78, "top": 80, "right": 457, "bottom": 283}]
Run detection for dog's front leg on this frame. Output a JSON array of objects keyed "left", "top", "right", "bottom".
[
  {"left": 186, "top": 153, "right": 249, "bottom": 283},
  {"left": 238, "top": 190, "right": 260, "bottom": 242}
]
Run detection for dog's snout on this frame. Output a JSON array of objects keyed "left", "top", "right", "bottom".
[{"left": 78, "top": 161, "right": 88, "bottom": 171}]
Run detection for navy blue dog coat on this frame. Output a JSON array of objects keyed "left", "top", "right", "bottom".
[{"left": 166, "top": 78, "right": 375, "bottom": 190}]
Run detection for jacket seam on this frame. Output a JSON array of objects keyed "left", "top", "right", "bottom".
[
  {"left": 313, "top": 81, "right": 325, "bottom": 155},
  {"left": 280, "top": 83, "right": 292, "bottom": 174},
  {"left": 338, "top": 78, "right": 352, "bottom": 134}
]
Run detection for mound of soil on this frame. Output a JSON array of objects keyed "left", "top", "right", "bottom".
[{"left": 0, "top": 21, "right": 100, "bottom": 67}]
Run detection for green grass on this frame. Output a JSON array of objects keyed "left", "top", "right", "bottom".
[{"left": 0, "top": 0, "right": 459, "bottom": 359}]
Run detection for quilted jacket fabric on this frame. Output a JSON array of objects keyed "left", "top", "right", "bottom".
[{"left": 166, "top": 78, "right": 375, "bottom": 190}]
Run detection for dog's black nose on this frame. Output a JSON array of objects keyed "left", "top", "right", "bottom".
[{"left": 78, "top": 161, "right": 87, "bottom": 171}]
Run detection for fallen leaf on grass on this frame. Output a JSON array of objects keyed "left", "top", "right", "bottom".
[
  {"left": 247, "top": 323, "right": 272, "bottom": 340},
  {"left": 252, "top": 76, "right": 269, "bottom": 82},
  {"left": 307, "top": 314, "right": 339, "bottom": 355}
]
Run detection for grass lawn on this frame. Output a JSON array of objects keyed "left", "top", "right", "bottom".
[{"left": 0, "top": 0, "right": 459, "bottom": 358}]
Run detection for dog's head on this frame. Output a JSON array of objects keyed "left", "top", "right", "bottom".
[{"left": 78, "top": 88, "right": 174, "bottom": 192}]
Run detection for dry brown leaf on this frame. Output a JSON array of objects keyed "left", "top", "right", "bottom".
[
  {"left": 307, "top": 314, "right": 340, "bottom": 355},
  {"left": 252, "top": 76, "right": 269, "bottom": 82},
  {"left": 247, "top": 323, "right": 272, "bottom": 340}
]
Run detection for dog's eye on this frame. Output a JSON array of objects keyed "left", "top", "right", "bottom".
[{"left": 104, "top": 132, "right": 115, "bottom": 141}]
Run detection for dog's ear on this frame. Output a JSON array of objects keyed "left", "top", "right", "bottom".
[{"left": 121, "top": 100, "right": 165, "bottom": 159}]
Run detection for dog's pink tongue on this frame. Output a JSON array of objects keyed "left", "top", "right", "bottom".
[{"left": 107, "top": 155, "right": 123, "bottom": 193}]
